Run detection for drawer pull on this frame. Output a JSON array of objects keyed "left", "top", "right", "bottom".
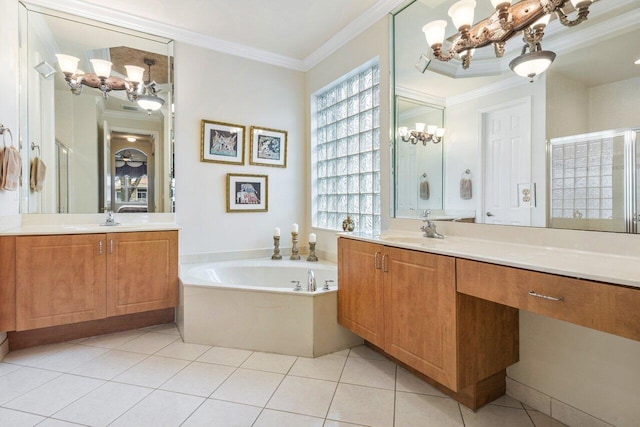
[
  {"left": 382, "top": 254, "right": 389, "bottom": 273},
  {"left": 98, "top": 241, "right": 103, "bottom": 255},
  {"left": 528, "top": 290, "right": 564, "bottom": 302},
  {"left": 374, "top": 252, "right": 381, "bottom": 270}
]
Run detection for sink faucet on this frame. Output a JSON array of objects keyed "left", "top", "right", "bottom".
[
  {"left": 307, "top": 270, "right": 316, "bottom": 292},
  {"left": 103, "top": 208, "right": 119, "bottom": 226},
  {"left": 420, "top": 210, "right": 444, "bottom": 239}
]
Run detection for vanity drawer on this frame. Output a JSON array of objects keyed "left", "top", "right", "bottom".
[{"left": 456, "top": 259, "right": 640, "bottom": 341}]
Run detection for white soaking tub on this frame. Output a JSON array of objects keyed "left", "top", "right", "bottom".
[{"left": 177, "top": 258, "right": 362, "bottom": 357}]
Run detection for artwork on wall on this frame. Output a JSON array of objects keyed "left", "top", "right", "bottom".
[
  {"left": 227, "top": 173, "right": 268, "bottom": 212},
  {"left": 249, "top": 126, "right": 287, "bottom": 168},
  {"left": 201, "top": 120, "right": 246, "bottom": 164}
]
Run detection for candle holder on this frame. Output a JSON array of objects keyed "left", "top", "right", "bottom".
[
  {"left": 271, "top": 236, "right": 282, "bottom": 260},
  {"left": 306, "top": 242, "right": 318, "bottom": 262},
  {"left": 290, "top": 231, "right": 301, "bottom": 260}
]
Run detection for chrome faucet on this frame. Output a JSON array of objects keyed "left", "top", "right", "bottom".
[
  {"left": 103, "top": 208, "right": 119, "bottom": 226},
  {"left": 420, "top": 210, "right": 444, "bottom": 239},
  {"left": 307, "top": 270, "right": 316, "bottom": 292}
]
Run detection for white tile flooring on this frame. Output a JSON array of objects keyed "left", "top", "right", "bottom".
[{"left": 0, "top": 324, "right": 566, "bottom": 427}]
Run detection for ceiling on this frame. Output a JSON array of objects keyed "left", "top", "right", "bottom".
[{"left": 71, "top": 0, "right": 382, "bottom": 60}]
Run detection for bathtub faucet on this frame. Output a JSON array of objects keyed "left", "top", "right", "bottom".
[{"left": 307, "top": 270, "right": 316, "bottom": 292}]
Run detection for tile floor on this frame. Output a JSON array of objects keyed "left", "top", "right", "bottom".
[{"left": 0, "top": 324, "right": 566, "bottom": 426}]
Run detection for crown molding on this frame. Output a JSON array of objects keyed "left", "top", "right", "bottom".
[
  {"left": 396, "top": 86, "right": 446, "bottom": 107},
  {"left": 302, "top": 0, "right": 407, "bottom": 70}
]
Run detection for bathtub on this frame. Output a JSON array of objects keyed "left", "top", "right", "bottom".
[{"left": 177, "top": 258, "right": 362, "bottom": 357}]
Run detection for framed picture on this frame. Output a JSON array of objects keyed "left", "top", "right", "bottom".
[
  {"left": 201, "top": 120, "right": 245, "bottom": 164},
  {"left": 249, "top": 126, "right": 287, "bottom": 168},
  {"left": 226, "top": 173, "right": 268, "bottom": 212}
]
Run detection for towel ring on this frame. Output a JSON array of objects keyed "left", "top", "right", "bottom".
[
  {"left": 0, "top": 124, "right": 13, "bottom": 148},
  {"left": 31, "top": 141, "right": 41, "bottom": 157}
]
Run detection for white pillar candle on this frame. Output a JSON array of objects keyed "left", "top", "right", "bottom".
[
  {"left": 309, "top": 233, "right": 317, "bottom": 243},
  {"left": 292, "top": 223, "right": 299, "bottom": 233},
  {"left": 274, "top": 227, "right": 280, "bottom": 237}
]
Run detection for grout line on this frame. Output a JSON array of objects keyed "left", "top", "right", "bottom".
[{"left": 458, "top": 402, "right": 466, "bottom": 427}]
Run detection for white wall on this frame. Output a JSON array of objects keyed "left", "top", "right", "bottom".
[
  {"left": 588, "top": 76, "right": 640, "bottom": 132},
  {"left": 174, "top": 42, "right": 305, "bottom": 255},
  {"left": 305, "top": 17, "right": 391, "bottom": 257},
  {"left": 546, "top": 71, "right": 589, "bottom": 139}
]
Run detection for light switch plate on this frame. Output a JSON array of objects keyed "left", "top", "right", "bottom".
[{"left": 518, "top": 183, "right": 536, "bottom": 208}]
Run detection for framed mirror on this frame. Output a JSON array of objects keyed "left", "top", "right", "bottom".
[
  {"left": 391, "top": 0, "right": 640, "bottom": 233},
  {"left": 19, "top": 3, "right": 174, "bottom": 214}
]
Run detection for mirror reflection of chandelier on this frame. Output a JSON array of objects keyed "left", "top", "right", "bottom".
[
  {"left": 55, "top": 55, "right": 165, "bottom": 112},
  {"left": 399, "top": 123, "right": 446, "bottom": 145},
  {"left": 421, "top": 0, "right": 595, "bottom": 81}
]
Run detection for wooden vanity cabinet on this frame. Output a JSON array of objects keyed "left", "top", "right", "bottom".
[
  {"left": 16, "top": 234, "right": 107, "bottom": 331},
  {"left": 13, "top": 230, "right": 178, "bottom": 332},
  {"left": 107, "top": 231, "right": 178, "bottom": 316},
  {"left": 338, "top": 237, "right": 519, "bottom": 405},
  {"left": 338, "top": 238, "right": 385, "bottom": 347},
  {"left": 0, "top": 236, "right": 16, "bottom": 331}
]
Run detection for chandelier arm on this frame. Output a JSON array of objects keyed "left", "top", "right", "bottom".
[{"left": 556, "top": 6, "right": 590, "bottom": 27}]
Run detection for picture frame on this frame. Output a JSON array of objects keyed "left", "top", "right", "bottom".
[
  {"left": 249, "top": 126, "right": 288, "bottom": 168},
  {"left": 201, "top": 120, "right": 246, "bottom": 164},
  {"left": 226, "top": 173, "right": 268, "bottom": 212}
]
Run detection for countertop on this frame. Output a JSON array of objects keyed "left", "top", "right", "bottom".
[
  {"left": 0, "top": 223, "right": 180, "bottom": 235},
  {"left": 341, "top": 231, "right": 640, "bottom": 289}
]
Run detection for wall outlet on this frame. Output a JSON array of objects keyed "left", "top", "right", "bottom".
[{"left": 518, "top": 183, "right": 536, "bottom": 208}]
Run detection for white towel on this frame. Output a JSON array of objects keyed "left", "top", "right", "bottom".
[
  {"left": 460, "top": 177, "right": 472, "bottom": 200},
  {"left": 1, "top": 146, "right": 21, "bottom": 191},
  {"left": 30, "top": 157, "right": 47, "bottom": 192}
]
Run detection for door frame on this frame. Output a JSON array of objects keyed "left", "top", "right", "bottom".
[{"left": 477, "top": 97, "right": 532, "bottom": 224}]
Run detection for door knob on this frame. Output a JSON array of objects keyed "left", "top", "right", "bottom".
[{"left": 486, "top": 212, "right": 494, "bottom": 217}]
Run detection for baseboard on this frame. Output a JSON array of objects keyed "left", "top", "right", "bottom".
[{"left": 506, "top": 377, "right": 614, "bottom": 427}]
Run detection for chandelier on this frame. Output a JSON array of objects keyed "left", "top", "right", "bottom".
[
  {"left": 399, "top": 124, "right": 446, "bottom": 145},
  {"left": 55, "top": 55, "right": 165, "bottom": 112},
  {"left": 421, "top": 0, "right": 595, "bottom": 81}
]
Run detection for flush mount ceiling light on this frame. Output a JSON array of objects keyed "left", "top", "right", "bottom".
[
  {"left": 422, "top": 0, "right": 595, "bottom": 79},
  {"left": 55, "top": 55, "right": 165, "bottom": 113},
  {"left": 399, "top": 123, "right": 446, "bottom": 145}
]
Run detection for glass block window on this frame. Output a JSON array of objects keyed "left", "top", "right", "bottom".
[
  {"left": 550, "top": 136, "right": 615, "bottom": 221},
  {"left": 312, "top": 60, "right": 381, "bottom": 234}
]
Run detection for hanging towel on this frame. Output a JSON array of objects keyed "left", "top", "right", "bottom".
[
  {"left": 460, "top": 176, "right": 472, "bottom": 200},
  {"left": 1, "top": 146, "right": 21, "bottom": 191},
  {"left": 0, "top": 147, "right": 4, "bottom": 188},
  {"left": 30, "top": 157, "right": 47, "bottom": 192},
  {"left": 419, "top": 176, "right": 430, "bottom": 200}
]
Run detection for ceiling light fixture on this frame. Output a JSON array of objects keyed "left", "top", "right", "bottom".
[
  {"left": 422, "top": 0, "right": 595, "bottom": 79},
  {"left": 55, "top": 55, "right": 165, "bottom": 113},
  {"left": 127, "top": 137, "right": 137, "bottom": 142},
  {"left": 399, "top": 123, "right": 446, "bottom": 145}
]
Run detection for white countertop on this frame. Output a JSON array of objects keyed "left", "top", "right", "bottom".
[
  {"left": 0, "top": 223, "right": 180, "bottom": 235},
  {"left": 342, "top": 231, "right": 640, "bottom": 289}
]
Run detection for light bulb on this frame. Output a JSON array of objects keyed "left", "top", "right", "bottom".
[
  {"left": 422, "top": 20, "right": 447, "bottom": 46},
  {"left": 426, "top": 125, "right": 437, "bottom": 135},
  {"left": 435, "top": 128, "right": 446, "bottom": 138},
  {"left": 415, "top": 123, "right": 426, "bottom": 132},
  {"left": 398, "top": 127, "right": 409, "bottom": 137},
  {"left": 448, "top": 0, "right": 476, "bottom": 29}
]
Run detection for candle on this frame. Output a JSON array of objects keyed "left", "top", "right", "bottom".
[
  {"left": 274, "top": 227, "right": 280, "bottom": 237},
  {"left": 292, "top": 223, "right": 299, "bottom": 233},
  {"left": 309, "top": 233, "right": 316, "bottom": 243}
]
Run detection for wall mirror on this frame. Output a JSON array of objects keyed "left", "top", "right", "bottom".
[
  {"left": 392, "top": 0, "right": 640, "bottom": 233},
  {"left": 19, "top": 2, "right": 174, "bottom": 214}
]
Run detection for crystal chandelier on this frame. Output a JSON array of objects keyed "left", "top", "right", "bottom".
[
  {"left": 422, "top": 0, "right": 595, "bottom": 80},
  {"left": 55, "top": 55, "right": 165, "bottom": 112}
]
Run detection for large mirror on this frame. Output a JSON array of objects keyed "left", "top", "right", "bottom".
[
  {"left": 392, "top": 0, "right": 640, "bottom": 233},
  {"left": 19, "top": 3, "right": 174, "bottom": 214}
]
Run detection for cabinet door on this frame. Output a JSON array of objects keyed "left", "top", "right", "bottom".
[
  {"left": 337, "top": 238, "right": 384, "bottom": 348},
  {"left": 0, "top": 236, "right": 16, "bottom": 331},
  {"left": 107, "top": 231, "right": 178, "bottom": 316},
  {"left": 16, "top": 234, "right": 107, "bottom": 331},
  {"left": 383, "top": 246, "right": 457, "bottom": 390}
]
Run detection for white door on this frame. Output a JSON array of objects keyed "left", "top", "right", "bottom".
[{"left": 483, "top": 100, "right": 532, "bottom": 225}]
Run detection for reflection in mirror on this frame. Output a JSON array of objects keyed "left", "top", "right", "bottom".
[
  {"left": 392, "top": 0, "right": 640, "bottom": 233},
  {"left": 394, "top": 96, "right": 444, "bottom": 217},
  {"left": 19, "top": 4, "right": 174, "bottom": 214}
]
